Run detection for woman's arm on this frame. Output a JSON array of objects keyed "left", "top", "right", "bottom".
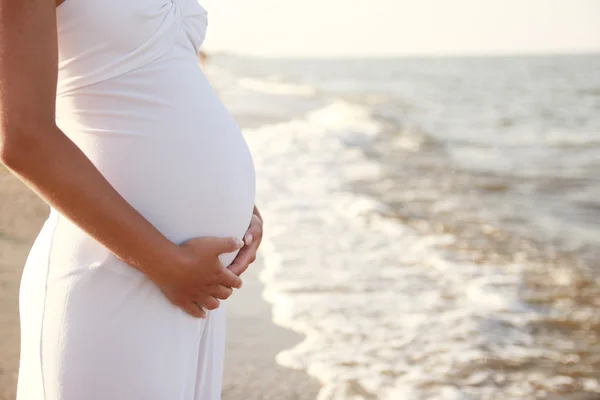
[
  {"left": 0, "top": 0, "right": 178, "bottom": 280},
  {"left": 0, "top": 0, "right": 241, "bottom": 317}
]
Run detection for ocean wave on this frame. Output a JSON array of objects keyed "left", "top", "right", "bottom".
[
  {"left": 239, "top": 77, "right": 317, "bottom": 96},
  {"left": 243, "top": 101, "right": 595, "bottom": 399},
  {"left": 545, "top": 130, "right": 600, "bottom": 147}
]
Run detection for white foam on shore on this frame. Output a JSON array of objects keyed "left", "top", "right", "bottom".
[
  {"left": 243, "top": 101, "right": 597, "bottom": 399},
  {"left": 240, "top": 77, "right": 317, "bottom": 96}
]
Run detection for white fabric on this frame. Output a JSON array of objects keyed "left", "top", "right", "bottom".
[{"left": 16, "top": 0, "right": 256, "bottom": 398}]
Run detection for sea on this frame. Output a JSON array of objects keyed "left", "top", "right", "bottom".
[{"left": 205, "top": 54, "right": 600, "bottom": 400}]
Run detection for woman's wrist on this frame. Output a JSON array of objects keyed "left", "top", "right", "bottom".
[{"left": 134, "top": 240, "right": 188, "bottom": 286}]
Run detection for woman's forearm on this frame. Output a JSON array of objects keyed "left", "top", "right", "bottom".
[{"left": 1, "top": 123, "right": 181, "bottom": 283}]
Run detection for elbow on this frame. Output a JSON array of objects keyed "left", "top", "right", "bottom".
[
  {"left": 0, "top": 121, "right": 49, "bottom": 170},
  {"left": 0, "top": 126, "right": 25, "bottom": 168},
  {"left": 0, "top": 127, "right": 19, "bottom": 167}
]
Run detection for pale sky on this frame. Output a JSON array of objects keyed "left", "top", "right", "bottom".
[{"left": 200, "top": 0, "right": 600, "bottom": 57}]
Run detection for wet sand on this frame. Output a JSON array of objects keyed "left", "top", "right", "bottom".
[
  {"left": 0, "top": 164, "right": 319, "bottom": 399},
  {"left": 222, "top": 253, "right": 320, "bottom": 400}
]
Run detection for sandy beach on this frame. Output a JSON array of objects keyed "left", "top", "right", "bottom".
[{"left": 0, "top": 164, "right": 319, "bottom": 399}]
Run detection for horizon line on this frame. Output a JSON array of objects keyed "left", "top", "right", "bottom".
[{"left": 202, "top": 48, "right": 600, "bottom": 60}]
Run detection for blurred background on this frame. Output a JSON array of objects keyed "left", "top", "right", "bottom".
[
  {"left": 0, "top": 0, "right": 599, "bottom": 399},
  {"left": 200, "top": 0, "right": 600, "bottom": 398}
]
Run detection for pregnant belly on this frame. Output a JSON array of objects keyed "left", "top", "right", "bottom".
[{"left": 55, "top": 50, "right": 256, "bottom": 248}]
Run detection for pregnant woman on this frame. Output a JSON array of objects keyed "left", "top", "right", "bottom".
[{"left": 0, "top": 0, "right": 262, "bottom": 398}]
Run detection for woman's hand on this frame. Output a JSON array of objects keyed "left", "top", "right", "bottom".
[
  {"left": 153, "top": 237, "right": 244, "bottom": 319},
  {"left": 228, "top": 206, "right": 263, "bottom": 277}
]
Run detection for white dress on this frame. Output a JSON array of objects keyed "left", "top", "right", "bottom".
[{"left": 16, "top": 0, "right": 256, "bottom": 398}]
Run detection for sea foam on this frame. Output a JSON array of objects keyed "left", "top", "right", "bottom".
[{"left": 243, "top": 101, "right": 577, "bottom": 399}]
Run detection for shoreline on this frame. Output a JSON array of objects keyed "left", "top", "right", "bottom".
[{"left": 223, "top": 254, "right": 320, "bottom": 399}]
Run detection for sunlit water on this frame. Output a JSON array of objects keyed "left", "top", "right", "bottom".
[{"left": 207, "top": 54, "right": 600, "bottom": 399}]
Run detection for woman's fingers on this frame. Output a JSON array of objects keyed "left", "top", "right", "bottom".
[
  {"left": 218, "top": 266, "right": 243, "bottom": 289},
  {"left": 202, "top": 296, "right": 220, "bottom": 311},
  {"left": 246, "top": 215, "right": 263, "bottom": 242},
  {"left": 227, "top": 245, "right": 256, "bottom": 276},
  {"left": 229, "top": 215, "right": 263, "bottom": 276},
  {"left": 184, "top": 296, "right": 220, "bottom": 318},
  {"left": 183, "top": 302, "right": 206, "bottom": 319},
  {"left": 211, "top": 284, "right": 233, "bottom": 300},
  {"left": 158, "top": 235, "right": 252, "bottom": 318},
  {"left": 207, "top": 236, "right": 245, "bottom": 254}
]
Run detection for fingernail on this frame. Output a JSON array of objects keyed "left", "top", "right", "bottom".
[
  {"left": 235, "top": 239, "right": 244, "bottom": 248},
  {"left": 244, "top": 233, "right": 253, "bottom": 245}
]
